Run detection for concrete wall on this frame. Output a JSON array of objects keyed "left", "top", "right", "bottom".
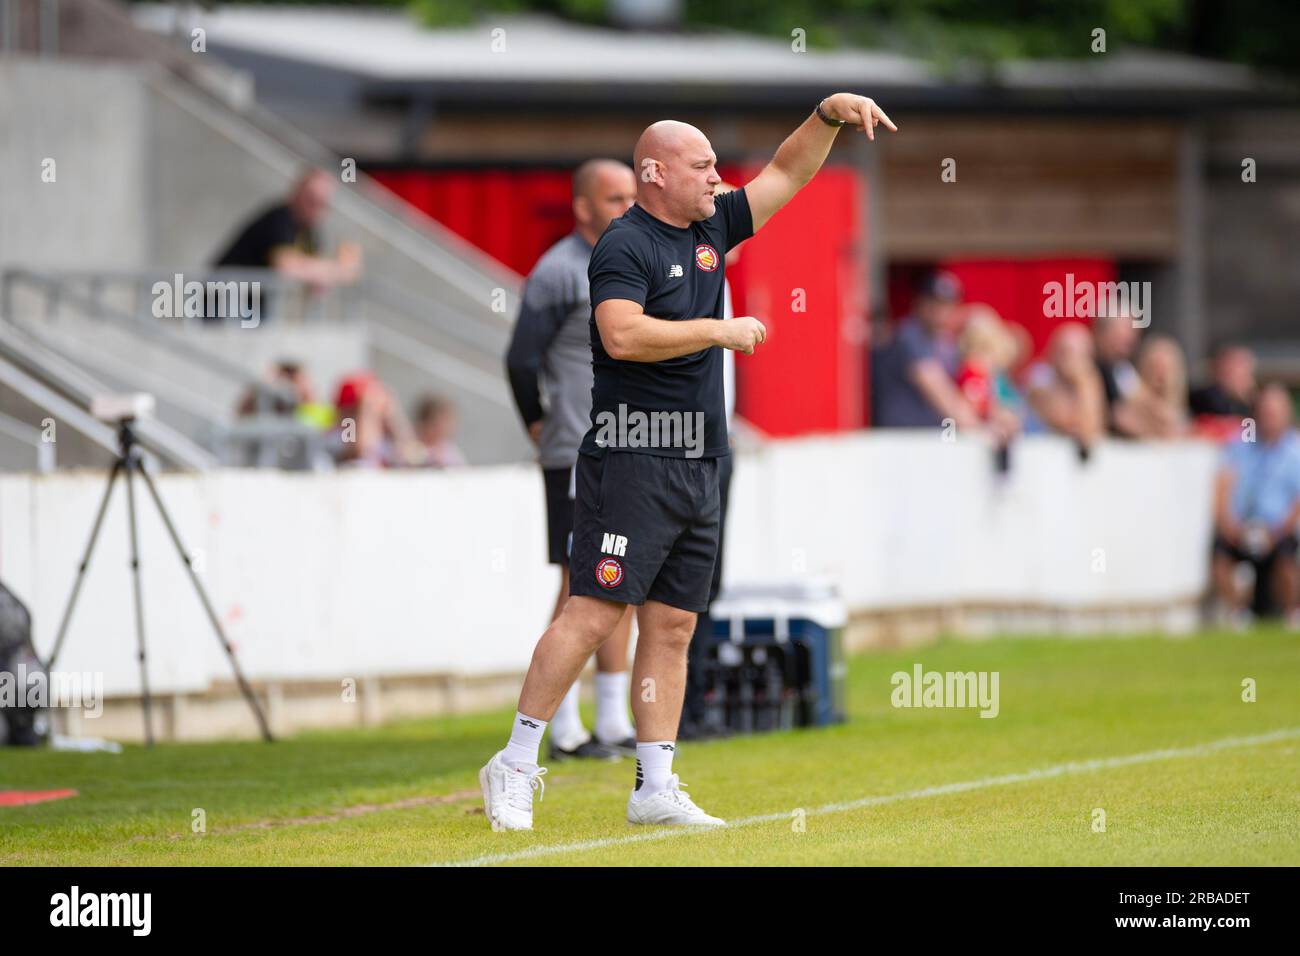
[
  {"left": 0, "top": 433, "right": 1218, "bottom": 724},
  {"left": 0, "top": 58, "right": 151, "bottom": 270}
]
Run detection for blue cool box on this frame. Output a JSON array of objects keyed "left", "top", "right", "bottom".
[{"left": 708, "top": 581, "right": 848, "bottom": 728}]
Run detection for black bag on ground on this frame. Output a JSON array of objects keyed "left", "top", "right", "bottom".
[{"left": 0, "top": 580, "right": 51, "bottom": 746}]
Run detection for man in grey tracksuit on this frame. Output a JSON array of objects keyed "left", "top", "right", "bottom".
[{"left": 505, "top": 159, "right": 638, "bottom": 760}]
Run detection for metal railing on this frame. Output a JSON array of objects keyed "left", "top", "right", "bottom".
[
  {"left": 1, "top": 266, "right": 365, "bottom": 328},
  {"left": 0, "top": 408, "right": 55, "bottom": 471},
  {"left": 1, "top": 266, "right": 518, "bottom": 413},
  {"left": 0, "top": 270, "right": 342, "bottom": 469}
]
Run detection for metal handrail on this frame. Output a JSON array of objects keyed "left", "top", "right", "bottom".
[
  {"left": 0, "top": 408, "right": 54, "bottom": 471},
  {"left": 2, "top": 268, "right": 298, "bottom": 415}
]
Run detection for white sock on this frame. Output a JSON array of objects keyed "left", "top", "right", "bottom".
[
  {"left": 503, "top": 711, "right": 547, "bottom": 767},
  {"left": 549, "top": 682, "right": 588, "bottom": 750},
  {"left": 632, "top": 740, "right": 676, "bottom": 800},
  {"left": 594, "top": 671, "right": 634, "bottom": 744}
]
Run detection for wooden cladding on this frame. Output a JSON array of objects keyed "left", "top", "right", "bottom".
[{"left": 878, "top": 118, "right": 1181, "bottom": 258}]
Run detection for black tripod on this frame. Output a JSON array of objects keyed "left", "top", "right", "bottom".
[{"left": 45, "top": 418, "right": 273, "bottom": 744}]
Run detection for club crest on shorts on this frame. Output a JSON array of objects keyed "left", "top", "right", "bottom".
[
  {"left": 694, "top": 243, "right": 719, "bottom": 272},
  {"left": 595, "top": 557, "right": 624, "bottom": 588}
]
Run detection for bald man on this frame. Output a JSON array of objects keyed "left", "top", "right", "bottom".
[
  {"left": 213, "top": 169, "right": 361, "bottom": 320},
  {"left": 482, "top": 94, "right": 896, "bottom": 831},
  {"left": 505, "top": 159, "right": 639, "bottom": 762}
]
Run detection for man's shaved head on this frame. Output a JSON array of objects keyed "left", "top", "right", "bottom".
[
  {"left": 572, "top": 159, "right": 629, "bottom": 202},
  {"left": 633, "top": 121, "right": 709, "bottom": 174},
  {"left": 632, "top": 120, "right": 721, "bottom": 226},
  {"left": 571, "top": 158, "right": 636, "bottom": 245}
]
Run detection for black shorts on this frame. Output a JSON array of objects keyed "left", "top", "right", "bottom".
[
  {"left": 543, "top": 466, "right": 576, "bottom": 566},
  {"left": 568, "top": 452, "right": 721, "bottom": 613}
]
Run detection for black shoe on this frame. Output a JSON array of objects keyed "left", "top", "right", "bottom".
[
  {"left": 593, "top": 734, "right": 637, "bottom": 758},
  {"left": 548, "top": 736, "right": 623, "bottom": 762},
  {"left": 677, "top": 720, "right": 732, "bottom": 742}
]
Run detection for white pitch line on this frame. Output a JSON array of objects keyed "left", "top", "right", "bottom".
[{"left": 434, "top": 726, "right": 1300, "bottom": 867}]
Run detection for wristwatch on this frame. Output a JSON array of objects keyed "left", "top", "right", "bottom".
[{"left": 815, "top": 98, "right": 845, "bottom": 127}]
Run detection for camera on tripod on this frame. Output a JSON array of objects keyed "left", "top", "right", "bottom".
[{"left": 48, "top": 392, "right": 272, "bottom": 745}]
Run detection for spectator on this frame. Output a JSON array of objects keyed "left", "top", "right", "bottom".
[
  {"left": 1133, "top": 334, "right": 1191, "bottom": 438},
  {"left": 1190, "top": 343, "right": 1257, "bottom": 419},
  {"left": 872, "top": 270, "right": 977, "bottom": 429},
  {"left": 1023, "top": 322, "right": 1106, "bottom": 453},
  {"left": 332, "top": 372, "right": 420, "bottom": 468},
  {"left": 211, "top": 169, "right": 362, "bottom": 320},
  {"left": 1211, "top": 383, "right": 1300, "bottom": 626},
  {"left": 1092, "top": 311, "right": 1147, "bottom": 437},
  {"left": 236, "top": 360, "right": 330, "bottom": 425},
  {"left": 957, "top": 304, "right": 1024, "bottom": 443},
  {"left": 413, "top": 395, "right": 468, "bottom": 468}
]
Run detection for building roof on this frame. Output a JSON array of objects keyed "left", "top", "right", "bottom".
[{"left": 132, "top": 5, "right": 1297, "bottom": 111}]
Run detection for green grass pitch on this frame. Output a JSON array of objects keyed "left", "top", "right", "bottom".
[{"left": 2, "top": 628, "right": 1297, "bottom": 866}]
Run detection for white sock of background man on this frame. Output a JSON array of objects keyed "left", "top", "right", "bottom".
[
  {"left": 632, "top": 741, "right": 676, "bottom": 799},
  {"left": 595, "top": 670, "right": 635, "bottom": 743},
  {"left": 503, "top": 712, "right": 548, "bottom": 768},
  {"left": 549, "top": 683, "right": 587, "bottom": 749}
]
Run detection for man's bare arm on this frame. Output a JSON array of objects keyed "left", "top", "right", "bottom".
[
  {"left": 596, "top": 298, "right": 766, "bottom": 362},
  {"left": 270, "top": 246, "right": 361, "bottom": 287},
  {"left": 910, "top": 360, "right": 978, "bottom": 429},
  {"left": 744, "top": 93, "right": 896, "bottom": 232}
]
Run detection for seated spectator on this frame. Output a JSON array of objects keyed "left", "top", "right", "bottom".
[
  {"left": 957, "top": 305, "right": 1024, "bottom": 444},
  {"left": 1023, "top": 322, "right": 1106, "bottom": 454},
  {"left": 872, "top": 271, "right": 977, "bottom": 430},
  {"left": 1190, "top": 343, "right": 1257, "bottom": 437},
  {"left": 1092, "top": 310, "right": 1148, "bottom": 437},
  {"left": 1133, "top": 335, "right": 1190, "bottom": 438},
  {"left": 1211, "top": 383, "right": 1300, "bottom": 626},
  {"left": 236, "top": 360, "right": 333, "bottom": 429},
  {"left": 413, "top": 394, "right": 468, "bottom": 468},
  {"left": 210, "top": 169, "right": 362, "bottom": 320},
  {"left": 332, "top": 372, "right": 421, "bottom": 468}
]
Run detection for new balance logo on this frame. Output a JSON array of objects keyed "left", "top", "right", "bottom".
[
  {"left": 668, "top": 264, "right": 683, "bottom": 278},
  {"left": 519, "top": 718, "right": 539, "bottom": 728},
  {"left": 601, "top": 532, "right": 628, "bottom": 557}
]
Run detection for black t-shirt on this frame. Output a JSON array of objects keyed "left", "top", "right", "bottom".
[
  {"left": 580, "top": 189, "right": 754, "bottom": 459},
  {"left": 215, "top": 204, "right": 318, "bottom": 268},
  {"left": 1189, "top": 383, "right": 1251, "bottom": 418}
]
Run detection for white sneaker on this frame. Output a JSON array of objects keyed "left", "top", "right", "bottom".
[
  {"left": 626, "top": 774, "right": 726, "bottom": 827},
  {"left": 479, "top": 750, "right": 548, "bottom": 832}
]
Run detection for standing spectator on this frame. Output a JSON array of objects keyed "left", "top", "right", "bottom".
[
  {"left": 504, "top": 158, "right": 638, "bottom": 761},
  {"left": 1211, "top": 384, "right": 1300, "bottom": 627},
  {"left": 1092, "top": 310, "right": 1149, "bottom": 437},
  {"left": 872, "top": 270, "right": 977, "bottom": 430},
  {"left": 1023, "top": 322, "right": 1107, "bottom": 454},
  {"left": 211, "top": 169, "right": 362, "bottom": 320},
  {"left": 1191, "top": 343, "right": 1257, "bottom": 418},
  {"left": 413, "top": 395, "right": 467, "bottom": 468},
  {"left": 1134, "top": 335, "right": 1191, "bottom": 438}
]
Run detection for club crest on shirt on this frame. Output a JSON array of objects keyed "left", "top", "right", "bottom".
[
  {"left": 694, "top": 244, "right": 719, "bottom": 272},
  {"left": 595, "top": 557, "right": 625, "bottom": 588}
]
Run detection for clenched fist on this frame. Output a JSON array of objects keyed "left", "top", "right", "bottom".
[{"left": 717, "top": 316, "right": 768, "bottom": 355}]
